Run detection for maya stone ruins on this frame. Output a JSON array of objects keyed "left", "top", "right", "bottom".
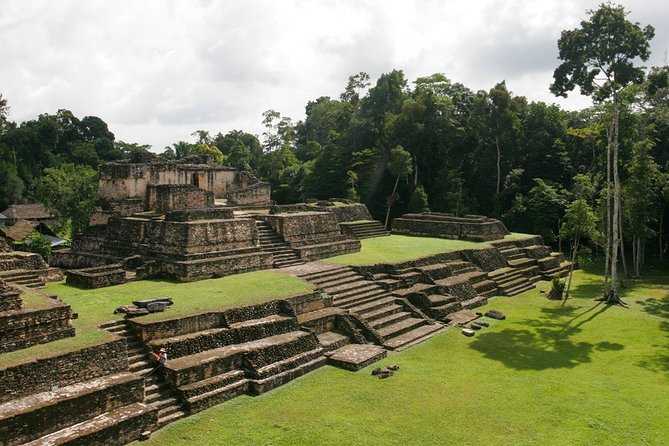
[{"left": 0, "top": 155, "right": 571, "bottom": 446}]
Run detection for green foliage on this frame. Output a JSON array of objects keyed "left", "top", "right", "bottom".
[
  {"left": 547, "top": 274, "right": 566, "bottom": 300},
  {"left": 34, "top": 163, "right": 98, "bottom": 235},
  {"left": 24, "top": 231, "right": 51, "bottom": 262},
  {"left": 560, "top": 199, "right": 600, "bottom": 242},
  {"left": 503, "top": 179, "right": 567, "bottom": 243},
  {"left": 408, "top": 185, "right": 429, "bottom": 213},
  {"left": 551, "top": 3, "right": 654, "bottom": 101}
]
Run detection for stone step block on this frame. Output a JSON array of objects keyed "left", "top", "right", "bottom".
[
  {"left": 430, "top": 301, "right": 464, "bottom": 319},
  {"left": 299, "top": 266, "right": 351, "bottom": 282},
  {"left": 382, "top": 323, "right": 443, "bottom": 351},
  {"left": 344, "top": 296, "right": 396, "bottom": 314},
  {"left": 377, "top": 317, "right": 427, "bottom": 340},
  {"left": 0, "top": 373, "right": 145, "bottom": 446},
  {"left": 461, "top": 295, "right": 488, "bottom": 309},
  {"left": 329, "top": 283, "right": 382, "bottom": 301},
  {"left": 326, "top": 344, "right": 387, "bottom": 371},
  {"left": 185, "top": 378, "right": 250, "bottom": 414},
  {"left": 317, "top": 331, "right": 350, "bottom": 353},
  {"left": 362, "top": 303, "right": 405, "bottom": 322},
  {"left": 249, "top": 355, "right": 326, "bottom": 395},
  {"left": 178, "top": 369, "right": 247, "bottom": 400},
  {"left": 22, "top": 402, "right": 157, "bottom": 446},
  {"left": 371, "top": 311, "right": 412, "bottom": 330}
]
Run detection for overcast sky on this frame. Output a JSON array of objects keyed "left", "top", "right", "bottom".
[{"left": 1, "top": 0, "right": 667, "bottom": 151}]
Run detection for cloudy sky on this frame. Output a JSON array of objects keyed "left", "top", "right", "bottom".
[{"left": 1, "top": 0, "right": 667, "bottom": 151}]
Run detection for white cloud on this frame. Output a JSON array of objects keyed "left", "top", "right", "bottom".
[{"left": 0, "top": 0, "right": 666, "bottom": 150}]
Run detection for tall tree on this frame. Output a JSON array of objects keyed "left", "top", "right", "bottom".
[
  {"left": 34, "top": 164, "right": 98, "bottom": 235},
  {"left": 551, "top": 3, "right": 654, "bottom": 304},
  {"left": 560, "top": 198, "right": 600, "bottom": 298},
  {"left": 384, "top": 145, "right": 413, "bottom": 229}
]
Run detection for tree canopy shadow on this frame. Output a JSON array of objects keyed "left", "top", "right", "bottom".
[
  {"left": 469, "top": 302, "right": 623, "bottom": 371},
  {"left": 636, "top": 294, "right": 669, "bottom": 374}
]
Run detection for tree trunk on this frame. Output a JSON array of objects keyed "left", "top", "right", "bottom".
[
  {"left": 495, "top": 135, "right": 501, "bottom": 195},
  {"left": 618, "top": 197, "right": 628, "bottom": 279},
  {"left": 607, "top": 99, "right": 623, "bottom": 305},
  {"left": 659, "top": 206, "right": 664, "bottom": 262},
  {"left": 603, "top": 126, "right": 612, "bottom": 290},
  {"left": 565, "top": 235, "right": 579, "bottom": 299},
  {"left": 384, "top": 175, "right": 400, "bottom": 230}
]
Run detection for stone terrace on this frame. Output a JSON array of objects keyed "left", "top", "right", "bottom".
[{"left": 392, "top": 212, "right": 510, "bottom": 241}]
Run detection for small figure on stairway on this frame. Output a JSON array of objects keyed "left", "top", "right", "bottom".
[{"left": 148, "top": 348, "right": 167, "bottom": 375}]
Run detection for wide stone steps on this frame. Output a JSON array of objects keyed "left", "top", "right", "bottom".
[
  {"left": 340, "top": 220, "right": 389, "bottom": 239},
  {"left": 255, "top": 220, "right": 303, "bottom": 268},
  {"left": 299, "top": 266, "right": 351, "bottom": 282},
  {"left": 309, "top": 271, "right": 360, "bottom": 288},
  {"left": 363, "top": 303, "right": 405, "bottom": 322},
  {"left": 0, "top": 269, "right": 45, "bottom": 288},
  {"left": 184, "top": 376, "right": 250, "bottom": 414},
  {"left": 299, "top": 266, "right": 442, "bottom": 351},
  {"left": 335, "top": 289, "right": 391, "bottom": 309},
  {"left": 100, "top": 320, "right": 187, "bottom": 429},
  {"left": 22, "top": 402, "right": 156, "bottom": 446},
  {"left": 382, "top": 324, "right": 443, "bottom": 351},
  {"left": 370, "top": 311, "right": 412, "bottom": 330},
  {"left": 317, "top": 331, "right": 350, "bottom": 353},
  {"left": 332, "top": 283, "right": 385, "bottom": 301},
  {"left": 346, "top": 296, "right": 397, "bottom": 314}
]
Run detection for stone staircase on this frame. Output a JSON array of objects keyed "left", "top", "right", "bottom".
[
  {"left": 373, "top": 260, "right": 495, "bottom": 321},
  {"left": 489, "top": 238, "right": 570, "bottom": 294},
  {"left": 146, "top": 311, "right": 325, "bottom": 415},
  {"left": 0, "top": 268, "right": 45, "bottom": 289},
  {"left": 255, "top": 219, "right": 303, "bottom": 268},
  {"left": 0, "top": 371, "right": 156, "bottom": 446},
  {"left": 339, "top": 220, "right": 390, "bottom": 239},
  {"left": 299, "top": 266, "right": 442, "bottom": 351},
  {"left": 100, "top": 320, "right": 186, "bottom": 428}
]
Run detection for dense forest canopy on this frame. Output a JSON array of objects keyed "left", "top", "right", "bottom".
[{"left": 1, "top": 4, "right": 667, "bottom": 274}]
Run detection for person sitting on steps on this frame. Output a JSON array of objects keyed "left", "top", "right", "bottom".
[{"left": 148, "top": 347, "right": 167, "bottom": 375}]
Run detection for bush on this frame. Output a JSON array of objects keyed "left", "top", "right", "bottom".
[
  {"left": 24, "top": 231, "right": 51, "bottom": 262},
  {"left": 547, "top": 274, "right": 565, "bottom": 300}
]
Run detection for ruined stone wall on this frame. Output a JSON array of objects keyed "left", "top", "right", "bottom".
[
  {"left": 147, "top": 184, "right": 215, "bottom": 213},
  {"left": 310, "top": 203, "right": 373, "bottom": 222},
  {"left": 147, "top": 219, "right": 259, "bottom": 255},
  {"left": 0, "top": 339, "right": 127, "bottom": 403},
  {"left": 98, "top": 160, "right": 237, "bottom": 201},
  {"left": 0, "top": 304, "right": 75, "bottom": 353},
  {"left": 263, "top": 212, "right": 341, "bottom": 243},
  {"left": 66, "top": 264, "right": 127, "bottom": 289},
  {"left": 128, "top": 293, "right": 319, "bottom": 343},
  {"left": 227, "top": 182, "right": 272, "bottom": 206},
  {"left": 165, "top": 208, "right": 235, "bottom": 222},
  {"left": 392, "top": 212, "right": 510, "bottom": 241},
  {"left": 129, "top": 312, "right": 226, "bottom": 343}
]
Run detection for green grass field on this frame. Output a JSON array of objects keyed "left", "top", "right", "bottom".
[
  {"left": 135, "top": 265, "right": 669, "bottom": 446},
  {"left": 327, "top": 234, "right": 491, "bottom": 266},
  {"left": 0, "top": 271, "right": 313, "bottom": 368}
]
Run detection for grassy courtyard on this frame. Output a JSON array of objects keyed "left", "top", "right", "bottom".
[
  {"left": 327, "top": 234, "right": 491, "bottom": 266},
  {"left": 0, "top": 271, "right": 313, "bottom": 368},
  {"left": 136, "top": 265, "right": 669, "bottom": 446}
]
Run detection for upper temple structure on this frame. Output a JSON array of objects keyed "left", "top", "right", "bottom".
[{"left": 52, "top": 153, "right": 368, "bottom": 287}]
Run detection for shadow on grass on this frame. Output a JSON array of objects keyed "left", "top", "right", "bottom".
[
  {"left": 636, "top": 294, "right": 669, "bottom": 374},
  {"left": 470, "top": 302, "right": 624, "bottom": 371}
]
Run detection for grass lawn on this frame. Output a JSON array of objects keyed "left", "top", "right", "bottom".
[
  {"left": 136, "top": 264, "right": 669, "bottom": 446},
  {"left": 327, "top": 234, "right": 491, "bottom": 266},
  {"left": 0, "top": 271, "right": 313, "bottom": 368}
]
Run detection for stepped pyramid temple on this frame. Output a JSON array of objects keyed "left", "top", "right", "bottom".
[{"left": 0, "top": 155, "right": 571, "bottom": 445}]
